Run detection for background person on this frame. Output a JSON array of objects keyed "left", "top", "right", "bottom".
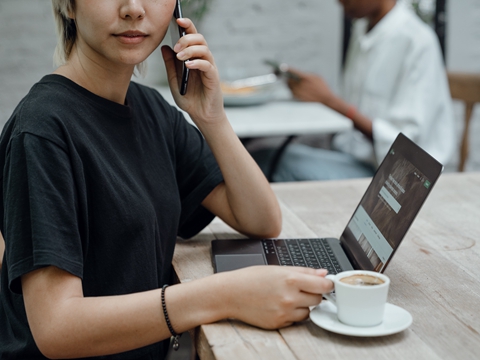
[
  {"left": 253, "top": 0, "right": 455, "bottom": 181},
  {"left": 0, "top": 1, "right": 333, "bottom": 359}
]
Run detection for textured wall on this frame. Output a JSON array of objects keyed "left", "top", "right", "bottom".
[
  {"left": 446, "top": 0, "right": 480, "bottom": 72},
  {"left": 198, "top": 0, "right": 343, "bottom": 90},
  {"left": 0, "top": 0, "right": 342, "bottom": 124},
  {"left": 148, "top": 0, "right": 343, "bottom": 91},
  {"left": 0, "top": 0, "right": 57, "bottom": 123}
]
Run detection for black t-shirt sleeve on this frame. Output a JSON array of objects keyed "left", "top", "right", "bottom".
[
  {"left": 4, "top": 133, "right": 83, "bottom": 293},
  {"left": 170, "top": 109, "right": 223, "bottom": 239}
]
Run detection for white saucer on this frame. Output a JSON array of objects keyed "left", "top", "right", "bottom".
[{"left": 310, "top": 301, "right": 412, "bottom": 337}]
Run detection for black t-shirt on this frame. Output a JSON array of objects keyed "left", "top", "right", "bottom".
[{"left": 0, "top": 75, "right": 223, "bottom": 359}]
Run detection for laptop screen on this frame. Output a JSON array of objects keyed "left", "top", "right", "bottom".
[{"left": 339, "top": 133, "right": 443, "bottom": 272}]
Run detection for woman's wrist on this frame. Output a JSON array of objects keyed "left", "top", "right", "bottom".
[
  {"left": 194, "top": 110, "right": 228, "bottom": 130},
  {"left": 165, "top": 275, "right": 232, "bottom": 333}
]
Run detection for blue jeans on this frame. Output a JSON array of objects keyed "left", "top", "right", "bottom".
[{"left": 251, "top": 143, "right": 375, "bottom": 182}]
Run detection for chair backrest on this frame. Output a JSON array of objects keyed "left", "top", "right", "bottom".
[{"left": 447, "top": 72, "right": 480, "bottom": 171}]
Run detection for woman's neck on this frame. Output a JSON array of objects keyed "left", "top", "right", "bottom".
[{"left": 53, "top": 46, "right": 135, "bottom": 105}]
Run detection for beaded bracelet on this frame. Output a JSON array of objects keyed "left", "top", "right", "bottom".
[{"left": 161, "top": 284, "right": 180, "bottom": 351}]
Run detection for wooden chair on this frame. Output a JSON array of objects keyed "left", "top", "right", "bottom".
[{"left": 447, "top": 72, "right": 480, "bottom": 171}]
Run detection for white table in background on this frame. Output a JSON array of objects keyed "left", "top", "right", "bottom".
[{"left": 154, "top": 85, "right": 352, "bottom": 138}]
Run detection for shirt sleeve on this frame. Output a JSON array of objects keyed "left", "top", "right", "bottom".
[
  {"left": 170, "top": 110, "right": 223, "bottom": 239},
  {"left": 4, "top": 133, "right": 83, "bottom": 293},
  {"left": 372, "top": 34, "right": 453, "bottom": 164}
]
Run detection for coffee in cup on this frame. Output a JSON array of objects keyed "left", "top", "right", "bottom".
[
  {"left": 324, "top": 270, "right": 390, "bottom": 327},
  {"left": 339, "top": 274, "right": 385, "bottom": 286}
]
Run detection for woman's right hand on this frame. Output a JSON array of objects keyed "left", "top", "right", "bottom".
[
  {"left": 215, "top": 265, "right": 334, "bottom": 329},
  {"left": 19, "top": 265, "right": 332, "bottom": 358},
  {"left": 161, "top": 18, "right": 225, "bottom": 127}
]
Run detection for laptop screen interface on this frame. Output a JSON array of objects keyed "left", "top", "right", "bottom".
[{"left": 340, "top": 135, "right": 442, "bottom": 272}]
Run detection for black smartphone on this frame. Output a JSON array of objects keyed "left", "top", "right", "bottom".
[
  {"left": 264, "top": 60, "right": 300, "bottom": 81},
  {"left": 169, "top": 0, "right": 190, "bottom": 95}
]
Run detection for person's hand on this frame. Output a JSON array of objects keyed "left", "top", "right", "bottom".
[
  {"left": 287, "top": 68, "right": 336, "bottom": 106},
  {"left": 218, "top": 265, "right": 334, "bottom": 329},
  {"left": 161, "top": 18, "right": 225, "bottom": 126}
]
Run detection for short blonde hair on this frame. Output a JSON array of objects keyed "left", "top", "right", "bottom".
[
  {"left": 51, "top": 0, "right": 76, "bottom": 66},
  {"left": 51, "top": 0, "right": 146, "bottom": 75}
]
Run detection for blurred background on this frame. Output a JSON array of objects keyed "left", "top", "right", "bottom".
[{"left": 0, "top": 0, "right": 479, "bottom": 171}]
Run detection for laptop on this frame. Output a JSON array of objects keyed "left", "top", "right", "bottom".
[{"left": 212, "top": 133, "right": 443, "bottom": 274}]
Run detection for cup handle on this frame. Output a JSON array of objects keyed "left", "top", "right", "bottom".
[{"left": 323, "top": 274, "right": 337, "bottom": 307}]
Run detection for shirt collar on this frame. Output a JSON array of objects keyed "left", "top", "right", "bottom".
[{"left": 354, "top": 2, "right": 409, "bottom": 51}]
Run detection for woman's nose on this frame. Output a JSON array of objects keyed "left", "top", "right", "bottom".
[{"left": 120, "top": 0, "right": 146, "bottom": 20}]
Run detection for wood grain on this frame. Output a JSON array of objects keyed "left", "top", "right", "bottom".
[{"left": 173, "top": 173, "right": 480, "bottom": 359}]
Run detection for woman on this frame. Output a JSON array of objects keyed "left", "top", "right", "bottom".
[{"left": 0, "top": 1, "right": 333, "bottom": 359}]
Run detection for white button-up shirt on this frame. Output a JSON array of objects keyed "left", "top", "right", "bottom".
[{"left": 333, "top": 3, "right": 456, "bottom": 167}]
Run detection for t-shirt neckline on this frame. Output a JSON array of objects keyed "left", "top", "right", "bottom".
[{"left": 40, "top": 74, "right": 134, "bottom": 119}]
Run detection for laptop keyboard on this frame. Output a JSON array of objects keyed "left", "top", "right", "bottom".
[{"left": 262, "top": 238, "right": 343, "bottom": 274}]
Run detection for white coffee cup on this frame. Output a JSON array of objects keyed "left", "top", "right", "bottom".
[{"left": 324, "top": 270, "right": 390, "bottom": 327}]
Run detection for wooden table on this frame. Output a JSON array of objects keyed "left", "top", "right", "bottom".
[
  {"left": 173, "top": 172, "right": 480, "bottom": 360},
  {"left": 154, "top": 85, "right": 352, "bottom": 138}
]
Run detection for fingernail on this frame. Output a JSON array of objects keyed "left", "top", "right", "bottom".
[
  {"left": 174, "top": 44, "right": 181, "bottom": 53},
  {"left": 316, "top": 269, "right": 328, "bottom": 276}
]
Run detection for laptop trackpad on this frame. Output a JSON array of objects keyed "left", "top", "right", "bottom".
[{"left": 215, "top": 254, "right": 266, "bottom": 272}]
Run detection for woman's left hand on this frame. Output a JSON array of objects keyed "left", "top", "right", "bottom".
[{"left": 161, "top": 18, "right": 225, "bottom": 126}]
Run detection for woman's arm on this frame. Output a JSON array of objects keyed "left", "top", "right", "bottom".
[
  {"left": 22, "top": 265, "right": 332, "bottom": 358},
  {"left": 199, "top": 122, "right": 282, "bottom": 238},
  {"left": 162, "top": 18, "right": 281, "bottom": 238}
]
